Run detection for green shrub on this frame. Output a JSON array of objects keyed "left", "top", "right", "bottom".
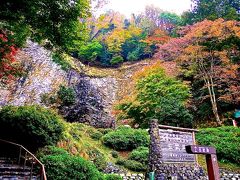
[
  {"left": 88, "top": 149, "right": 107, "bottom": 171},
  {"left": 98, "top": 128, "right": 113, "bottom": 135},
  {"left": 0, "top": 105, "right": 64, "bottom": 150},
  {"left": 196, "top": 126, "right": 240, "bottom": 165},
  {"left": 128, "top": 146, "right": 149, "bottom": 165},
  {"left": 127, "top": 51, "right": 139, "bottom": 61},
  {"left": 104, "top": 174, "right": 123, "bottom": 180},
  {"left": 116, "top": 158, "right": 146, "bottom": 172},
  {"left": 41, "top": 154, "right": 104, "bottom": 180},
  {"left": 37, "top": 146, "right": 69, "bottom": 158},
  {"left": 110, "top": 56, "right": 124, "bottom": 65},
  {"left": 102, "top": 126, "right": 149, "bottom": 150},
  {"left": 90, "top": 131, "right": 104, "bottom": 140},
  {"left": 124, "top": 160, "right": 147, "bottom": 172},
  {"left": 57, "top": 85, "right": 76, "bottom": 106},
  {"left": 111, "top": 151, "right": 119, "bottom": 158},
  {"left": 116, "top": 158, "right": 126, "bottom": 166}
]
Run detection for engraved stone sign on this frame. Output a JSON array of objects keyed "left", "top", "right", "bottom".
[{"left": 159, "top": 128, "right": 196, "bottom": 163}]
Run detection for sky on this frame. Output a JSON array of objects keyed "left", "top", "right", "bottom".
[{"left": 99, "top": 0, "right": 192, "bottom": 17}]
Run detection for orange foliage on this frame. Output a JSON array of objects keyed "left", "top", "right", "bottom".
[{"left": 143, "top": 29, "right": 171, "bottom": 45}]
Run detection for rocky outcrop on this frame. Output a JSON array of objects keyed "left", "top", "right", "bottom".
[
  {"left": 61, "top": 72, "right": 118, "bottom": 127},
  {"left": 9, "top": 40, "right": 67, "bottom": 106},
  {"left": 0, "top": 40, "right": 118, "bottom": 128}
]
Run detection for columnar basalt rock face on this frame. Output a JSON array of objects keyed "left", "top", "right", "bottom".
[
  {"left": 148, "top": 120, "right": 208, "bottom": 180},
  {"left": 0, "top": 40, "right": 118, "bottom": 128},
  {"left": 8, "top": 40, "right": 67, "bottom": 105},
  {"left": 60, "top": 72, "right": 117, "bottom": 127}
]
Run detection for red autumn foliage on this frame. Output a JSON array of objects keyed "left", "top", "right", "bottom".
[{"left": 0, "top": 31, "right": 20, "bottom": 85}]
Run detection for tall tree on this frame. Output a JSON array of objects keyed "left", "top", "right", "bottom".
[
  {"left": 156, "top": 19, "right": 240, "bottom": 125},
  {"left": 183, "top": 0, "right": 240, "bottom": 24},
  {"left": 116, "top": 62, "right": 192, "bottom": 128},
  {"left": 0, "top": 0, "right": 90, "bottom": 51}
]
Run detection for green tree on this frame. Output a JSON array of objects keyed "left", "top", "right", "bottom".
[
  {"left": 0, "top": 0, "right": 90, "bottom": 51},
  {"left": 78, "top": 40, "right": 104, "bottom": 62},
  {"left": 183, "top": 0, "right": 240, "bottom": 24},
  {"left": 116, "top": 63, "right": 193, "bottom": 128}
]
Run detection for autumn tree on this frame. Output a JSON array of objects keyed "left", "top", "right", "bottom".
[
  {"left": 156, "top": 19, "right": 240, "bottom": 125},
  {"left": 0, "top": 31, "right": 21, "bottom": 85},
  {"left": 116, "top": 62, "right": 193, "bottom": 128},
  {"left": 132, "top": 6, "right": 183, "bottom": 35}
]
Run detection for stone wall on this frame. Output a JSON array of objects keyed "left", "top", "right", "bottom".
[
  {"left": 220, "top": 169, "right": 240, "bottom": 180},
  {"left": 148, "top": 120, "right": 208, "bottom": 180}
]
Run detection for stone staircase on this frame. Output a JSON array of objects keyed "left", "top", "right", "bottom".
[
  {"left": 0, "top": 157, "right": 37, "bottom": 180},
  {"left": 0, "top": 139, "right": 46, "bottom": 180}
]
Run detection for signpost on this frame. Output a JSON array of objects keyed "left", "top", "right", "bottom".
[
  {"left": 159, "top": 129, "right": 195, "bottom": 162},
  {"left": 186, "top": 145, "right": 220, "bottom": 180},
  {"left": 158, "top": 125, "right": 198, "bottom": 163}
]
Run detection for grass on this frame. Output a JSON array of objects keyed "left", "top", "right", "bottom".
[
  {"left": 57, "top": 122, "right": 115, "bottom": 162},
  {"left": 198, "top": 155, "right": 240, "bottom": 173}
]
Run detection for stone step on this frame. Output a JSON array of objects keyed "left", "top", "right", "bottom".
[
  {"left": 0, "top": 165, "right": 31, "bottom": 172},
  {"left": 0, "top": 160, "right": 37, "bottom": 179},
  {"left": 0, "top": 175, "right": 37, "bottom": 180}
]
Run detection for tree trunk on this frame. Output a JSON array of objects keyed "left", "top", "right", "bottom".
[{"left": 199, "top": 59, "right": 222, "bottom": 125}]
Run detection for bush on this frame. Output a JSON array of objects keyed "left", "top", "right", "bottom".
[
  {"left": 104, "top": 174, "right": 123, "bottom": 180},
  {"left": 124, "top": 160, "right": 147, "bottom": 172},
  {"left": 37, "top": 146, "right": 69, "bottom": 158},
  {"left": 90, "top": 131, "right": 104, "bottom": 140},
  {"left": 128, "top": 146, "right": 149, "bottom": 165},
  {"left": 110, "top": 56, "right": 124, "bottom": 65},
  {"left": 116, "top": 158, "right": 126, "bottom": 166},
  {"left": 196, "top": 126, "right": 240, "bottom": 165},
  {"left": 0, "top": 105, "right": 64, "bottom": 151},
  {"left": 98, "top": 128, "right": 113, "bottom": 135},
  {"left": 88, "top": 149, "right": 107, "bottom": 171},
  {"left": 111, "top": 151, "right": 119, "bottom": 158},
  {"left": 57, "top": 85, "right": 76, "bottom": 106},
  {"left": 102, "top": 126, "right": 149, "bottom": 150},
  {"left": 41, "top": 154, "right": 104, "bottom": 180}
]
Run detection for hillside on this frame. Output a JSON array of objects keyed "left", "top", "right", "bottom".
[{"left": 0, "top": 0, "right": 240, "bottom": 179}]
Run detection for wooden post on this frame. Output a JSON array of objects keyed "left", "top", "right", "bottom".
[
  {"left": 206, "top": 154, "right": 220, "bottom": 180},
  {"left": 186, "top": 145, "right": 220, "bottom": 180}
]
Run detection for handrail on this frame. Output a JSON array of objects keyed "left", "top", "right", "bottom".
[{"left": 0, "top": 138, "right": 47, "bottom": 180}]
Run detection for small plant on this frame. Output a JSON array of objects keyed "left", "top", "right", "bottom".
[
  {"left": 124, "top": 160, "right": 147, "bottom": 172},
  {"left": 116, "top": 158, "right": 146, "bottom": 172},
  {"left": 90, "top": 131, "right": 104, "bottom": 140},
  {"left": 57, "top": 85, "right": 76, "bottom": 106},
  {"left": 52, "top": 52, "right": 71, "bottom": 71},
  {"left": 88, "top": 149, "right": 107, "bottom": 171},
  {"left": 110, "top": 56, "right": 124, "bottom": 65},
  {"left": 128, "top": 146, "right": 149, "bottom": 165},
  {"left": 111, "top": 151, "right": 119, "bottom": 158},
  {"left": 116, "top": 158, "right": 126, "bottom": 166},
  {"left": 104, "top": 174, "right": 123, "bottom": 180}
]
